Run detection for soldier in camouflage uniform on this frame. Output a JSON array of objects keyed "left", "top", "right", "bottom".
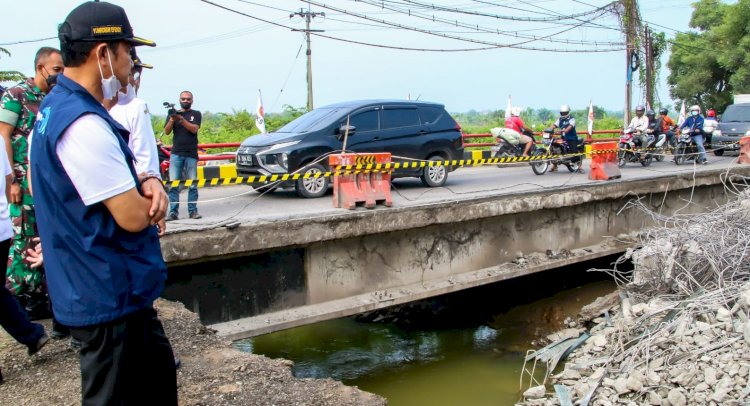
[{"left": 0, "top": 48, "right": 63, "bottom": 312}]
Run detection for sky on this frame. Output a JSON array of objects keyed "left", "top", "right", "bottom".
[{"left": 1, "top": 0, "right": 696, "bottom": 115}]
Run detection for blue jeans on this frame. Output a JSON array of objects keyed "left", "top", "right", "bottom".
[
  {"left": 168, "top": 154, "right": 198, "bottom": 216},
  {"left": 692, "top": 134, "right": 707, "bottom": 163}
]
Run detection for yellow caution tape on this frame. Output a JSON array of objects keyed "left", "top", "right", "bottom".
[{"left": 162, "top": 150, "right": 615, "bottom": 188}]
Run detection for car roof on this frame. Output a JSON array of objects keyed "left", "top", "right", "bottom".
[{"left": 319, "top": 99, "right": 445, "bottom": 110}]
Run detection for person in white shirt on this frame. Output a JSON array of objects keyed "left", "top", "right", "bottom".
[
  {"left": 628, "top": 105, "right": 650, "bottom": 148},
  {"left": 106, "top": 49, "right": 165, "bottom": 236},
  {"left": 107, "top": 49, "right": 160, "bottom": 179}
]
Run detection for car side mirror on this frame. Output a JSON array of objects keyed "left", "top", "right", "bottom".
[{"left": 337, "top": 124, "right": 356, "bottom": 139}]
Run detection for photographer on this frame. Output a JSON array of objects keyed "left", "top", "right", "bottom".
[{"left": 164, "top": 91, "right": 201, "bottom": 220}]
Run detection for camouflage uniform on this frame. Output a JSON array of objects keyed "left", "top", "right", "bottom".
[{"left": 0, "top": 78, "right": 42, "bottom": 295}]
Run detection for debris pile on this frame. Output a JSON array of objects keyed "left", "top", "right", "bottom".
[{"left": 519, "top": 193, "right": 750, "bottom": 405}]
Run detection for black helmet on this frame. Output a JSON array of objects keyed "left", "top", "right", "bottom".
[
  {"left": 635, "top": 105, "right": 645, "bottom": 112},
  {"left": 646, "top": 109, "right": 655, "bottom": 117},
  {"left": 659, "top": 108, "right": 668, "bottom": 115}
]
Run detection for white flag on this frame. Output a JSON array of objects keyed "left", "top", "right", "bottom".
[
  {"left": 505, "top": 95, "right": 512, "bottom": 120},
  {"left": 587, "top": 100, "right": 594, "bottom": 136},
  {"left": 677, "top": 101, "right": 686, "bottom": 127},
  {"left": 255, "top": 90, "right": 267, "bottom": 134}
]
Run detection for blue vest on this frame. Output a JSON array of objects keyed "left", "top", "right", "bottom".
[
  {"left": 557, "top": 115, "right": 578, "bottom": 140},
  {"left": 31, "top": 75, "right": 166, "bottom": 327}
]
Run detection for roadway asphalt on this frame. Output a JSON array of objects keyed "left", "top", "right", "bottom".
[{"left": 164, "top": 153, "right": 741, "bottom": 234}]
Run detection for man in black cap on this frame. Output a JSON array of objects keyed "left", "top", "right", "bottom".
[{"left": 29, "top": 2, "right": 176, "bottom": 404}]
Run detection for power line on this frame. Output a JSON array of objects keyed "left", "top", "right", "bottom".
[
  {"left": 314, "top": 0, "right": 622, "bottom": 49},
  {"left": 396, "top": 0, "right": 614, "bottom": 23},
  {"left": 200, "top": 0, "right": 622, "bottom": 52},
  {"left": 0, "top": 37, "right": 57, "bottom": 46}
]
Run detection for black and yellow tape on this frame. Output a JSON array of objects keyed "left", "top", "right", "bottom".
[{"left": 163, "top": 151, "right": 601, "bottom": 188}]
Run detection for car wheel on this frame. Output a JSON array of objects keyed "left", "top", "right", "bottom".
[
  {"left": 420, "top": 156, "right": 448, "bottom": 187},
  {"left": 295, "top": 163, "right": 328, "bottom": 198},
  {"left": 714, "top": 148, "right": 724, "bottom": 156}
]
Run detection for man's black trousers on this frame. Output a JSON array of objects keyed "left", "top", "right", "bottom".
[{"left": 71, "top": 306, "right": 177, "bottom": 405}]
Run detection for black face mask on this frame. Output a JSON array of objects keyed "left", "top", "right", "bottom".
[
  {"left": 42, "top": 67, "right": 59, "bottom": 91},
  {"left": 45, "top": 73, "right": 59, "bottom": 90},
  {"left": 180, "top": 102, "right": 192, "bottom": 110}
]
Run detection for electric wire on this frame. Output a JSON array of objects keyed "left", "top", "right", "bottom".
[
  {"left": 200, "top": 0, "right": 623, "bottom": 52},
  {"left": 334, "top": 0, "right": 624, "bottom": 47}
]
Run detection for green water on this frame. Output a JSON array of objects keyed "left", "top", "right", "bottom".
[{"left": 235, "top": 275, "right": 616, "bottom": 406}]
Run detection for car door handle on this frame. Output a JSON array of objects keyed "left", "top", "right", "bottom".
[
  {"left": 372, "top": 137, "right": 381, "bottom": 141},
  {"left": 419, "top": 130, "right": 428, "bottom": 135}
]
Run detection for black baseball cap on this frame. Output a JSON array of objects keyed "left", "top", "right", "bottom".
[
  {"left": 58, "top": 1, "right": 156, "bottom": 47},
  {"left": 130, "top": 49, "right": 153, "bottom": 69}
]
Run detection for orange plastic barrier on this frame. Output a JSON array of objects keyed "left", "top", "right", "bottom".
[
  {"left": 329, "top": 153, "right": 393, "bottom": 209},
  {"left": 589, "top": 141, "right": 622, "bottom": 181},
  {"left": 738, "top": 136, "right": 750, "bottom": 164}
]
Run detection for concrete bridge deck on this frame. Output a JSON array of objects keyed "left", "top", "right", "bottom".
[{"left": 158, "top": 156, "right": 749, "bottom": 338}]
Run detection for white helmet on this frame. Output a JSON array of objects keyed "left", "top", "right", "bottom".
[
  {"left": 510, "top": 106, "right": 522, "bottom": 116},
  {"left": 560, "top": 104, "right": 571, "bottom": 115},
  {"left": 689, "top": 105, "right": 701, "bottom": 114}
]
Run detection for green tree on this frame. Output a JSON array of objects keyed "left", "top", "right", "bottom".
[
  {"left": 0, "top": 47, "right": 25, "bottom": 83},
  {"left": 667, "top": 0, "right": 735, "bottom": 111}
]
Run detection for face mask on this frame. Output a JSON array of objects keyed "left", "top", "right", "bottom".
[
  {"left": 98, "top": 47, "right": 122, "bottom": 100},
  {"left": 118, "top": 83, "right": 136, "bottom": 104},
  {"left": 43, "top": 67, "right": 59, "bottom": 90},
  {"left": 691, "top": 111, "right": 698, "bottom": 116},
  {"left": 180, "top": 102, "right": 192, "bottom": 110}
]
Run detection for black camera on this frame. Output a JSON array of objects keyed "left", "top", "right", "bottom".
[{"left": 163, "top": 102, "right": 177, "bottom": 117}]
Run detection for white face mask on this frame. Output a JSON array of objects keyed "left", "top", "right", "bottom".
[
  {"left": 118, "top": 82, "right": 136, "bottom": 104},
  {"left": 98, "top": 47, "right": 122, "bottom": 100}
]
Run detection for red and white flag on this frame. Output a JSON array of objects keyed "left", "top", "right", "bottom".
[
  {"left": 677, "top": 101, "right": 686, "bottom": 127},
  {"left": 256, "top": 89, "right": 267, "bottom": 134},
  {"left": 505, "top": 95, "right": 512, "bottom": 120},
  {"left": 587, "top": 100, "right": 594, "bottom": 136}
]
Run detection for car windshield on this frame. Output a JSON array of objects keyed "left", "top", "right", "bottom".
[
  {"left": 721, "top": 105, "right": 750, "bottom": 122},
  {"left": 276, "top": 107, "right": 347, "bottom": 133}
]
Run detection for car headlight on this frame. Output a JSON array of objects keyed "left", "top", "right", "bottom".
[
  {"left": 280, "top": 153, "right": 288, "bottom": 170},
  {"left": 713, "top": 130, "right": 722, "bottom": 137}
]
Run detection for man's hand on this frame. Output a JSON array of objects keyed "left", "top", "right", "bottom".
[
  {"left": 25, "top": 237, "right": 43, "bottom": 269},
  {"left": 10, "top": 183, "right": 22, "bottom": 204},
  {"left": 156, "top": 219, "right": 166, "bottom": 237},
  {"left": 141, "top": 177, "right": 168, "bottom": 224}
]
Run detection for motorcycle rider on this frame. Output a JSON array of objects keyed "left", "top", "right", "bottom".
[
  {"left": 658, "top": 108, "right": 676, "bottom": 146},
  {"left": 678, "top": 105, "right": 707, "bottom": 164},
  {"left": 628, "top": 105, "right": 650, "bottom": 148},
  {"left": 505, "top": 106, "right": 534, "bottom": 157},
  {"left": 549, "top": 104, "right": 584, "bottom": 173},
  {"left": 704, "top": 109, "right": 718, "bottom": 145}
]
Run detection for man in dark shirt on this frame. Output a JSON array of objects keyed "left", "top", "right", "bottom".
[{"left": 164, "top": 91, "right": 201, "bottom": 220}]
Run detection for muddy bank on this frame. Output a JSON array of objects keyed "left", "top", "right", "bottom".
[{"left": 0, "top": 299, "right": 385, "bottom": 406}]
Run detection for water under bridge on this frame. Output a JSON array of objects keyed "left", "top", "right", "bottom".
[{"left": 159, "top": 156, "right": 748, "bottom": 340}]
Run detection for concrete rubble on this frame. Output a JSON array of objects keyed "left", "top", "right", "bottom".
[{"left": 518, "top": 194, "right": 750, "bottom": 405}]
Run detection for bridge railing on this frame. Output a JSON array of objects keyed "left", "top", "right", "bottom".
[{"left": 169, "top": 130, "right": 624, "bottom": 162}]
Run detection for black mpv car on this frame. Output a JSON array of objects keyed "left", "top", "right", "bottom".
[{"left": 236, "top": 100, "right": 464, "bottom": 198}]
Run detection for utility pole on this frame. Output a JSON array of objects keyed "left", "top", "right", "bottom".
[
  {"left": 644, "top": 25, "right": 654, "bottom": 108},
  {"left": 622, "top": 0, "right": 641, "bottom": 126},
  {"left": 290, "top": 8, "right": 325, "bottom": 111}
]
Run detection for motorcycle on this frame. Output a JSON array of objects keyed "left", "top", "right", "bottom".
[
  {"left": 644, "top": 129, "right": 668, "bottom": 163},
  {"left": 673, "top": 127, "right": 700, "bottom": 165},
  {"left": 618, "top": 127, "right": 653, "bottom": 167},
  {"left": 156, "top": 132, "right": 171, "bottom": 181},
  {"left": 490, "top": 128, "right": 547, "bottom": 175},
  {"left": 533, "top": 128, "right": 585, "bottom": 175}
]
